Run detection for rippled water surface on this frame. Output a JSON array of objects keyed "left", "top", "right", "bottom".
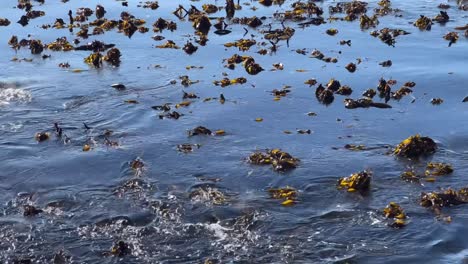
[{"left": 0, "top": 0, "right": 468, "bottom": 263}]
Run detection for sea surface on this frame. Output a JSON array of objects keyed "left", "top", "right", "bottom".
[{"left": 0, "top": 0, "right": 467, "bottom": 263}]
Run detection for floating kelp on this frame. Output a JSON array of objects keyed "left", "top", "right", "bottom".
[
  {"left": 192, "top": 15, "right": 211, "bottom": 34},
  {"left": 337, "top": 170, "right": 371, "bottom": 193},
  {"left": 336, "top": 85, "right": 353, "bottom": 96},
  {"left": 248, "top": 149, "right": 299, "bottom": 172},
  {"left": 271, "top": 86, "right": 291, "bottom": 98},
  {"left": 326, "top": 28, "right": 339, "bottom": 36},
  {"left": 213, "top": 77, "right": 247, "bottom": 87},
  {"left": 377, "top": 78, "right": 391, "bottom": 103},
  {"left": 75, "top": 40, "right": 115, "bottom": 52},
  {"left": 0, "top": 18, "right": 11, "bottom": 26},
  {"left": 243, "top": 57, "right": 264, "bottom": 75},
  {"left": 110, "top": 241, "right": 131, "bottom": 257},
  {"left": 430, "top": 98, "right": 444, "bottom": 105},
  {"left": 360, "top": 14, "right": 379, "bottom": 29},
  {"left": 274, "top": 1, "right": 323, "bottom": 22},
  {"left": 183, "top": 41, "right": 198, "bottom": 54},
  {"left": 383, "top": 202, "right": 407, "bottom": 228},
  {"left": 84, "top": 52, "right": 103, "bottom": 68},
  {"left": 224, "top": 39, "right": 256, "bottom": 51},
  {"left": 130, "top": 158, "right": 144, "bottom": 171},
  {"left": 103, "top": 48, "right": 121, "bottom": 66},
  {"left": 232, "top": 16, "right": 263, "bottom": 28},
  {"left": 370, "top": 28, "right": 410, "bottom": 46},
  {"left": 329, "top": 1, "right": 368, "bottom": 21},
  {"left": 374, "top": 0, "right": 400, "bottom": 16},
  {"left": 23, "top": 205, "right": 43, "bottom": 216},
  {"left": 177, "top": 143, "right": 201, "bottom": 153},
  {"left": 153, "top": 17, "right": 177, "bottom": 32},
  {"left": 344, "top": 98, "right": 391, "bottom": 109},
  {"left": 362, "top": 89, "right": 377, "bottom": 98},
  {"left": 263, "top": 25, "right": 295, "bottom": 41},
  {"left": 443, "top": 32, "right": 459, "bottom": 47},
  {"left": 304, "top": 79, "right": 317, "bottom": 86},
  {"left": 394, "top": 134, "right": 437, "bottom": 158},
  {"left": 35, "top": 132, "right": 49, "bottom": 142},
  {"left": 433, "top": 11, "right": 449, "bottom": 23},
  {"left": 379, "top": 60, "right": 392, "bottom": 67},
  {"left": 188, "top": 126, "right": 212, "bottom": 136},
  {"left": 142, "top": 1, "right": 159, "bottom": 10},
  {"left": 268, "top": 186, "right": 297, "bottom": 206},
  {"left": 189, "top": 185, "right": 227, "bottom": 205},
  {"left": 156, "top": 40, "right": 180, "bottom": 49},
  {"left": 420, "top": 188, "right": 468, "bottom": 214},
  {"left": 345, "top": 63, "right": 356, "bottom": 73},
  {"left": 29, "top": 39, "right": 44, "bottom": 54},
  {"left": 46, "top": 37, "right": 74, "bottom": 51},
  {"left": 96, "top": 4, "right": 106, "bottom": 19},
  {"left": 311, "top": 49, "right": 338, "bottom": 63},
  {"left": 27, "top": 10, "right": 45, "bottom": 19},
  {"left": 158, "top": 111, "right": 182, "bottom": 120},
  {"left": 391, "top": 86, "right": 413, "bottom": 100},
  {"left": 414, "top": 15, "right": 432, "bottom": 30},
  {"left": 400, "top": 170, "right": 420, "bottom": 182},
  {"left": 315, "top": 84, "right": 334, "bottom": 105},
  {"left": 202, "top": 4, "right": 218, "bottom": 14},
  {"left": 425, "top": 162, "right": 453, "bottom": 176}
]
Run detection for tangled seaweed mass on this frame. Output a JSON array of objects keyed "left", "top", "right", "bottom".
[{"left": 0, "top": 0, "right": 468, "bottom": 263}]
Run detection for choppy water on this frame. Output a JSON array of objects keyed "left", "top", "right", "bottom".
[{"left": 0, "top": 0, "right": 468, "bottom": 263}]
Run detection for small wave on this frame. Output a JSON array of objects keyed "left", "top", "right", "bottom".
[{"left": 0, "top": 88, "right": 32, "bottom": 106}]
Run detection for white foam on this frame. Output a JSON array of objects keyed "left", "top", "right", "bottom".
[{"left": 0, "top": 88, "right": 32, "bottom": 106}]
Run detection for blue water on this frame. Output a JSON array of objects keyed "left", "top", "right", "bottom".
[{"left": 0, "top": 0, "right": 467, "bottom": 263}]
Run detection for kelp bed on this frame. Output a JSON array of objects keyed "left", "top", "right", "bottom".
[{"left": 0, "top": 0, "right": 468, "bottom": 263}]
